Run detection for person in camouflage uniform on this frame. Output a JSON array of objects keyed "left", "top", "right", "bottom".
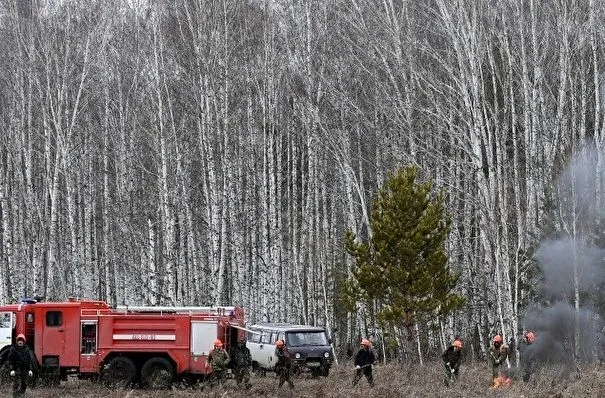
[
  {"left": 208, "top": 339, "right": 230, "bottom": 386},
  {"left": 490, "top": 335, "right": 509, "bottom": 378},
  {"left": 231, "top": 340, "right": 252, "bottom": 389},
  {"left": 442, "top": 339, "right": 462, "bottom": 386},
  {"left": 519, "top": 331, "right": 536, "bottom": 382},
  {"left": 275, "top": 340, "right": 294, "bottom": 389}
]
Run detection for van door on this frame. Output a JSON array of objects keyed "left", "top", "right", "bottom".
[
  {"left": 246, "top": 329, "right": 263, "bottom": 370},
  {"left": 260, "top": 331, "right": 274, "bottom": 369}
]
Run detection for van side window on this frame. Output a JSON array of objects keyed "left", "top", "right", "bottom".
[
  {"left": 278, "top": 332, "right": 285, "bottom": 342},
  {"left": 261, "top": 331, "right": 271, "bottom": 344},
  {"left": 248, "top": 331, "right": 261, "bottom": 343},
  {"left": 46, "top": 311, "right": 62, "bottom": 327},
  {"left": 270, "top": 332, "right": 278, "bottom": 344}
]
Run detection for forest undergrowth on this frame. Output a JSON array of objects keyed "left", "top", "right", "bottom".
[{"left": 4, "top": 361, "right": 605, "bottom": 398}]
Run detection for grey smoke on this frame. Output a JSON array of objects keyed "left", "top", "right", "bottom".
[
  {"left": 524, "top": 145, "right": 605, "bottom": 366},
  {"left": 535, "top": 238, "right": 604, "bottom": 300},
  {"left": 523, "top": 302, "right": 598, "bottom": 363}
]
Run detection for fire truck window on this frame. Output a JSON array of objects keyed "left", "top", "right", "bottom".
[
  {"left": 81, "top": 324, "right": 96, "bottom": 354},
  {"left": 26, "top": 313, "right": 34, "bottom": 323},
  {"left": 0, "top": 313, "right": 11, "bottom": 328},
  {"left": 45, "top": 311, "right": 63, "bottom": 327}
]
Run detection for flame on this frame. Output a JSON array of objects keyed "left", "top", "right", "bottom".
[{"left": 490, "top": 375, "right": 512, "bottom": 389}]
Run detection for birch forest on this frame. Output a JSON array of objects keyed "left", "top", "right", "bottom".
[{"left": 2, "top": 0, "right": 605, "bottom": 361}]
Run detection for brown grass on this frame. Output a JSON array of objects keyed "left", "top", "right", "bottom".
[{"left": 5, "top": 361, "right": 605, "bottom": 398}]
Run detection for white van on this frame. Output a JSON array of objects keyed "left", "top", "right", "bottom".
[{"left": 247, "top": 323, "right": 334, "bottom": 377}]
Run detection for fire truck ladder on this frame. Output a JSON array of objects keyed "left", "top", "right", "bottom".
[{"left": 115, "top": 305, "right": 236, "bottom": 316}]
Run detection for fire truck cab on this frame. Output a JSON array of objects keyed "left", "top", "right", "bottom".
[{"left": 0, "top": 298, "right": 245, "bottom": 388}]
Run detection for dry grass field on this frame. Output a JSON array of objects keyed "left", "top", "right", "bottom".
[{"left": 3, "top": 361, "right": 605, "bottom": 398}]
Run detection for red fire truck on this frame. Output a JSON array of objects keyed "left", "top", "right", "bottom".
[{"left": 0, "top": 298, "right": 245, "bottom": 388}]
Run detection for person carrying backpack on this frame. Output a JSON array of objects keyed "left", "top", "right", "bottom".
[{"left": 275, "top": 340, "right": 294, "bottom": 389}]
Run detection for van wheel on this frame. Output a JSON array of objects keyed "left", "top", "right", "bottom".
[
  {"left": 141, "top": 357, "right": 174, "bottom": 389},
  {"left": 103, "top": 357, "right": 137, "bottom": 387}
]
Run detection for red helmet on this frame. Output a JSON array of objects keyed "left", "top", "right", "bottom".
[
  {"left": 275, "top": 340, "right": 284, "bottom": 347},
  {"left": 361, "top": 338, "right": 371, "bottom": 347},
  {"left": 493, "top": 335, "right": 503, "bottom": 344},
  {"left": 453, "top": 340, "right": 462, "bottom": 348},
  {"left": 526, "top": 332, "right": 535, "bottom": 343},
  {"left": 16, "top": 334, "right": 26, "bottom": 343},
  {"left": 213, "top": 339, "right": 223, "bottom": 347}
]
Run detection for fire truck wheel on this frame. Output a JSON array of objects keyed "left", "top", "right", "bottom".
[
  {"left": 141, "top": 357, "right": 174, "bottom": 389},
  {"left": 103, "top": 356, "right": 137, "bottom": 388}
]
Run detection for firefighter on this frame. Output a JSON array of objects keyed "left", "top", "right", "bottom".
[
  {"left": 352, "top": 338, "right": 376, "bottom": 388},
  {"left": 275, "top": 339, "right": 294, "bottom": 389},
  {"left": 8, "top": 334, "right": 34, "bottom": 398},
  {"left": 207, "top": 339, "right": 230, "bottom": 386},
  {"left": 442, "top": 339, "right": 462, "bottom": 386},
  {"left": 231, "top": 340, "right": 252, "bottom": 389},
  {"left": 490, "top": 335, "right": 509, "bottom": 378},
  {"left": 519, "top": 331, "right": 536, "bottom": 382}
]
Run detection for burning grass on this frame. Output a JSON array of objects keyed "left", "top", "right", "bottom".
[
  {"left": 490, "top": 374, "right": 512, "bottom": 390},
  {"left": 4, "top": 361, "right": 605, "bottom": 397}
]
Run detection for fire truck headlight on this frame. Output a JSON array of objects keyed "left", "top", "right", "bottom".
[
  {"left": 295, "top": 353, "right": 301, "bottom": 359},
  {"left": 323, "top": 352, "right": 330, "bottom": 358}
]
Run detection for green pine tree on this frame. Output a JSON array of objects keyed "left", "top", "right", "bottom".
[{"left": 343, "top": 166, "right": 465, "bottom": 331}]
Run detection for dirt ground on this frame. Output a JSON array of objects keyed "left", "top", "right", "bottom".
[{"left": 4, "top": 361, "right": 605, "bottom": 397}]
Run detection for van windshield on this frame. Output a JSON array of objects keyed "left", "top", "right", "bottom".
[{"left": 286, "top": 331, "right": 329, "bottom": 347}]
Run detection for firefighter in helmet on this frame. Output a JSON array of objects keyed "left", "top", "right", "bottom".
[
  {"left": 490, "top": 335, "right": 509, "bottom": 378},
  {"left": 274, "top": 339, "right": 294, "bottom": 389},
  {"left": 8, "top": 334, "right": 34, "bottom": 397},
  {"left": 231, "top": 340, "right": 252, "bottom": 389},
  {"left": 352, "top": 338, "right": 376, "bottom": 388},
  {"left": 519, "top": 331, "right": 536, "bottom": 382},
  {"left": 207, "top": 339, "right": 230, "bottom": 385},
  {"left": 442, "top": 339, "right": 462, "bottom": 386}
]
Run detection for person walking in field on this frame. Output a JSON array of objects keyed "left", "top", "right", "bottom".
[
  {"left": 231, "top": 340, "right": 252, "bottom": 389},
  {"left": 8, "top": 334, "right": 34, "bottom": 398},
  {"left": 352, "top": 338, "right": 376, "bottom": 388},
  {"left": 275, "top": 339, "right": 294, "bottom": 389},
  {"left": 490, "top": 335, "right": 509, "bottom": 378},
  {"left": 442, "top": 339, "right": 462, "bottom": 386},
  {"left": 207, "top": 339, "right": 230, "bottom": 386}
]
